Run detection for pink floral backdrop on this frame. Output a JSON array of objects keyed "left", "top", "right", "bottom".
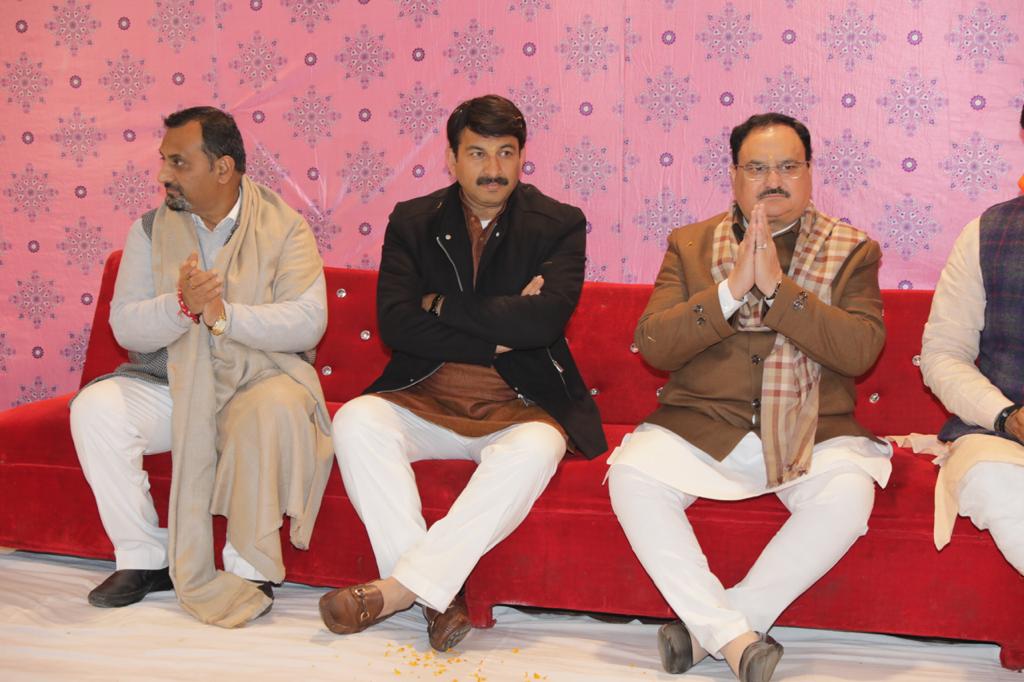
[{"left": 2, "top": 0, "right": 1023, "bottom": 408}]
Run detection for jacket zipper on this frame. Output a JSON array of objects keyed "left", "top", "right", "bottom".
[
  {"left": 547, "top": 346, "right": 570, "bottom": 395},
  {"left": 435, "top": 235, "right": 465, "bottom": 292}
]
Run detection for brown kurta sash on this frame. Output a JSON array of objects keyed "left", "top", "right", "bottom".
[
  {"left": 152, "top": 175, "right": 332, "bottom": 627},
  {"left": 709, "top": 202, "right": 866, "bottom": 485}
]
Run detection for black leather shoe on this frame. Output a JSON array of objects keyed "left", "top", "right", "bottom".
[
  {"left": 738, "top": 633, "right": 784, "bottom": 682},
  {"left": 88, "top": 567, "right": 174, "bottom": 608},
  {"left": 657, "top": 620, "right": 695, "bottom": 674}
]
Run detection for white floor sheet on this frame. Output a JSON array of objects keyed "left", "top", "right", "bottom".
[{"left": 0, "top": 549, "right": 1015, "bottom": 681}]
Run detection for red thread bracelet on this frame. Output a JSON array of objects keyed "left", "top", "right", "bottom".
[{"left": 177, "top": 288, "right": 200, "bottom": 324}]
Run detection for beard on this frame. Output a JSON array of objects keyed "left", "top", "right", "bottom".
[{"left": 164, "top": 185, "right": 193, "bottom": 212}]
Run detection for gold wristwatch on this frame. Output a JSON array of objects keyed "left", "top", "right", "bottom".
[{"left": 206, "top": 310, "right": 228, "bottom": 336}]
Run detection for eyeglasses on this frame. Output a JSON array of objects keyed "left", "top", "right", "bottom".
[{"left": 734, "top": 161, "right": 810, "bottom": 180}]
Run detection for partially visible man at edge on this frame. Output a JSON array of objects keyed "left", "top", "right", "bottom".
[
  {"left": 319, "top": 94, "right": 606, "bottom": 651},
  {"left": 919, "top": 104, "right": 1024, "bottom": 576},
  {"left": 607, "top": 112, "right": 890, "bottom": 681},
  {"left": 70, "top": 106, "right": 333, "bottom": 626}
]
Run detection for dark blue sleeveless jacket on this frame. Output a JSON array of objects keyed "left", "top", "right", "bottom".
[{"left": 939, "top": 195, "right": 1024, "bottom": 443}]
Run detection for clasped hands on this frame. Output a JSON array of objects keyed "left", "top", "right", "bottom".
[
  {"left": 178, "top": 251, "right": 225, "bottom": 326},
  {"left": 420, "top": 274, "right": 544, "bottom": 355},
  {"left": 727, "top": 202, "right": 785, "bottom": 302}
]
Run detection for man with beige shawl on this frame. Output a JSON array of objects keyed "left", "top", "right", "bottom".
[{"left": 70, "top": 107, "right": 332, "bottom": 627}]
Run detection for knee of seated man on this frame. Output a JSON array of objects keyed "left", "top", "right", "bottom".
[
  {"left": 515, "top": 422, "right": 566, "bottom": 460},
  {"left": 492, "top": 422, "right": 565, "bottom": 478},
  {"left": 964, "top": 463, "right": 1024, "bottom": 521},
  {"left": 331, "top": 394, "right": 390, "bottom": 439},
  {"left": 792, "top": 469, "right": 875, "bottom": 537},
  {"left": 822, "top": 471, "right": 876, "bottom": 535},
  {"left": 70, "top": 379, "right": 124, "bottom": 433}
]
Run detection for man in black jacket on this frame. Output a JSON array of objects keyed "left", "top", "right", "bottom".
[{"left": 319, "top": 95, "right": 605, "bottom": 650}]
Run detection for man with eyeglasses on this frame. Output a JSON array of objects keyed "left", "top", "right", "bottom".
[{"left": 607, "top": 112, "right": 889, "bottom": 681}]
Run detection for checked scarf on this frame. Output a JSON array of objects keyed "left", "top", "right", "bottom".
[{"left": 710, "top": 202, "right": 867, "bottom": 485}]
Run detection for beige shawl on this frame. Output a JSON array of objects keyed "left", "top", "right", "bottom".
[
  {"left": 151, "top": 175, "right": 332, "bottom": 627},
  {"left": 893, "top": 432, "right": 1024, "bottom": 549},
  {"left": 710, "top": 202, "right": 867, "bottom": 485}
]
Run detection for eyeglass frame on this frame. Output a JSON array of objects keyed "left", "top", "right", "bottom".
[{"left": 733, "top": 160, "right": 811, "bottom": 181}]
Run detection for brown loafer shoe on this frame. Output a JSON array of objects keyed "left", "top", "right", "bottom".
[
  {"left": 423, "top": 593, "right": 472, "bottom": 652},
  {"left": 737, "top": 633, "right": 784, "bottom": 682},
  {"left": 319, "top": 583, "right": 387, "bottom": 635}
]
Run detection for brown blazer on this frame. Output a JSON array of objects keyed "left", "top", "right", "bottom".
[{"left": 635, "top": 210, "right": 885, "bottom": 460}]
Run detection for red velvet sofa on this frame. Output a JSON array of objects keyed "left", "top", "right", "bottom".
[{"left": 1, "top": 251, "right": 1022, "bottom": 669}]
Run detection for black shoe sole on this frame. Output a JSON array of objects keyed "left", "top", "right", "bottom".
[{"left": 431, "top": 622, "right": 472, "bottom": 652}]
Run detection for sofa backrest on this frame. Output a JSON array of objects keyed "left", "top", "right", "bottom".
[
  {"left": 80, "top": 251, "right": 130, "bottom": 387},
  {"left": 82, "top": 252, "right": 950, "bottom": 436}
]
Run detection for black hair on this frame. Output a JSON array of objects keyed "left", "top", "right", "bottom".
[
  {"left": 729, "top": 112, "right": 812, "bottom": 164},
  {"left": 446, "top": 95, "right": 527, "bottom": 156},
  {"left": 163, "top": 106, "right": 246, "bottom": 173}
]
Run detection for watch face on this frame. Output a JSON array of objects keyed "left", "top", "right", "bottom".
[{"left": 210, "top": 316, "right": 228, "bottom": 335}]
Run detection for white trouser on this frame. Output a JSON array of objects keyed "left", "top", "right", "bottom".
[
  {"left": 332, "top": 395, "right": 566, "bottom": 612},
  {"left": 69, "top": 375, "right": 267, "bottom": 581},
  {"left": 958, "top": 460, "right": 1024, "bottom": 574},
  {"left": 609, "top": 462, "right": 875, "bottom": 654}
]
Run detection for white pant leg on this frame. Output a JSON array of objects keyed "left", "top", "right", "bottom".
[
  {"left": 222, "top": 541, "right": 269, "bottom": 582},
  {"left": 391, "top": 421, "right": 566, "bottom": 611},
  {"left": 609, "top": 463, "right": 751, "bottom": 654},
  {"left": 332, "top": 396, "right": 471, "bottom": 583},
  {"left": 70, "top": 376, "right": 172, "bottom": 570},
  {"left": 958, "top": 461, "right": 1024, "bottom": 574},
  {"left": 726, "top": 463, "right": 876, "bottom": 633}
]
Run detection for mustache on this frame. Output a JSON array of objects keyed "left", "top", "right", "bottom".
[
  {"left": 476, "top": 176, "right": 509, "bottom": 186},
  {"left": 164, "top": 182, "right": 184, "bottom": 194},
  {"left": 758, "top": 187, "right": 790, "bottom": 200}
]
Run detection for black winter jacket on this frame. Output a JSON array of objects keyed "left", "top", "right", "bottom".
[{"left": 366, "top": 182, "right": 607, "bottom": 458}]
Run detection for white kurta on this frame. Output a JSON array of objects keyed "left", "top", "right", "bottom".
[{"left": 607, "top": 424, "right": 891, "bottom": 501}]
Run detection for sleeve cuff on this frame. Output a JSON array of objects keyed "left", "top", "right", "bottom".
[{"left": 717, "top": 279, "right": 747, "bottom": 319}]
